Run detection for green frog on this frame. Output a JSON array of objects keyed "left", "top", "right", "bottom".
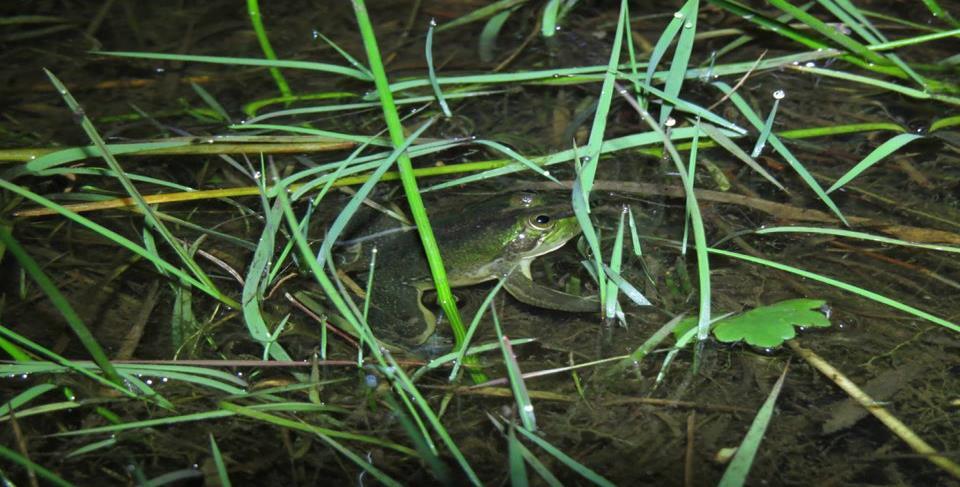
[{"left": 341, "top": 191, "right": 598, "bottom": 350}]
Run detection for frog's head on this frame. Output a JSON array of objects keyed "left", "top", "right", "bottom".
[
  {"left": 500, "top": 208, "right": 580, "bottom": 261},
  {"left": 434, "top": 191, "right": 582, "bottom": 280}
]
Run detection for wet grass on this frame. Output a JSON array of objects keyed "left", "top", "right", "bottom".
[{"left": 2, "top": 0, "right": 960, "bottom": 485}]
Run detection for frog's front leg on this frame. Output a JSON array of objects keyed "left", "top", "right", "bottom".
[
  {"left": 503, "top": 272, "right": 599, "bottom": 312},
  {"left": 411, "top": 284, "right": 439, "bottom": 345}
]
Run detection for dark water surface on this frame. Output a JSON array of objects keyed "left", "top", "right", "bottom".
[{"left": 1, "top": 1, "right": 959, "bottom": 485}]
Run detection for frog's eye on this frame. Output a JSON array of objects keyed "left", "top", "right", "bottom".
[{"left": 527, "top": 214, "right": 553, "bottom": 230}]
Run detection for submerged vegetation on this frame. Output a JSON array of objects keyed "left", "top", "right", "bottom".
[{"left": 1, "top": 0, "right": 959, "bottom": 484}]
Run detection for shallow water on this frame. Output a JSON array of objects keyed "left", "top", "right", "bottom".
[{"left": 1, "top": 1, "right": 959, "bottom": 485}]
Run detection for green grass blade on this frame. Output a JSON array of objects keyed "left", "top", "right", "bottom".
[
  {"left": 514, "top": 424, "right": 616, "bottom": 487},
  {"left": 921, "top": 0, "right": 960, "bottom": 27},
  {"left": 572, "top": 171, "right": 606, "bottom": 311},
  {"left": 708, "top": 248, "right": 959, "bottom": 333},
  {"left": 0, "top": 226, "right": 122, "bottom": 385},
  {"left": 479, "top": 8, "right": 512, "bottom": 62},
  {"left": 37, "top": 167, "right": 194, "bottom": 191},
  {"left": 644, "top": 4, "right": 685, "bottom": 89},
  {"left": 0, "top": 383, "right": 57, "bottom": 416},
  {"left": 712, "top": 81, "right": 849, "bottom": 226},
  {"left": 789, "top": 65, "right": 960, "bottom": 105},
  {"left": 768, "top": 0, "right": 886, "bottom": 64},
  {"left": 627, "top": 81, "right": 748, "bottom": 134},
  {"left": 681, "top": 117, "right": 701, "bottom": 252},
  {"left": 659, "top": 0, "right": 699, "bottom": 127},
  {"left": 65, "top": 437, "right": 117, "bottom": 459},
  {"left": 0, "top": 443, "right": 75, "bottom": 487},
  {"left": 277, "top": 189, "right": 381, "bottom": 357},
  {"left": 624, "top": 92, "right": 712, "bottom": 342},
  {"left": 820, "top": 0, "right": 928, "bottom": 88},
  {"left": 143, "top": 468, "right": 202, "bottom": 487},
  {"left": 223, "top": 403, "right": 403, "bottom": 486},
  {"left": 425, "top": 20, "right": 452, "bottom": 117},
  {"left": 384, "top": 393, "right": 451, "bottom": 481},
  {"left": 600, "top": 264, "right": 651, "bottom": 307},
  {"left": 44, "top": 70, "right": 226, "bottom": 300},
  {"left": 243, "top": 198, "right": 294, "bottom": 361},
  {"left": 489, "top": 415, "right": 564, "bottom": 487},
  {"left": 822, "top": 0, "right": 928, "bottom": 88},
  {"left": 0, "top": 334, "right": 31, "bottom": 361},
  {"left": 314, "top": 32, "right": 373, "bottom": 79},
  {"left": 509, "top": 424, "right": 530, "bottom": 487},
  {"left": 316, "top": 117, "right": 436, "bottom": 268},
  {"left": 826, "top": 133, "right": 925, "bottom": 193},
  {"left": 448, "top": 277, "right": 509, "bottom": 380},
  {"left": 604, "top": 211, "right": 626, "bottom": 320},
  {"left": 19, "top": 141, "right": 189, "bottom": 175},
  {"left": 435, "top": 0, "right": 526, "bottom": 32},
  {"left": 97, "top": 51, "right": 370, "bottom": 80},
  {"left": 541, "top": 1, "right": 559, "bottom": 37},
  {"left": 190, "top": 82, "right": 231, "bottom": 122},
  {"left": 754, "top": 226, "right": 960, "bottom": 253},
  {"left": 750, "top": 91, "right": 783, "bottom": 157},
  {"left": 383, "top": 352, "right": 482, "bottom": 485},
  {"left": 0, "top": 400, "right": 83, "bottom": 422},
  {"left": 492, "top": 306, "right": 537, "bottom": 431},
  {"left": 699, "top": 122, "right": 784, "bottom": 190},
  {"left": 869, "top": 27, "right": 960, "bottom": 51},
  {"left": 627, "top": 206, "right": 643, "bottom": 257},
  {"left": 579, "top": 0, "right": 628, "bottom": 195},
  {"left": 427, "top": 125, "right": 719, "bottom": 191},
  {"left": 718, "top": 366, "right": 789, "bottom": 487},
  {"left": 351, "top": 0, "right": 473, "bottom": 358},
  {"left": 53, "top": 410, "right": 235, "bottom": 436},
  {"left": 712, "top": 3, "right": 810, "bottom": 60},
  {"left": 620, "top": 313, "right": 686, "bottom": 366},
  {"left": 473, "top": 139, "right": 561, "bottom": 184},
  {"left": 0, "top": 331, "right": 136, "bottom": 399}
]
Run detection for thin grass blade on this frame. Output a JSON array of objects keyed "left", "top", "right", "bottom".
[
  {"left": 66, "top": 437, "right": 117, "bottom": 459},
  {"left": 479, "top": 8, "right": 512, "bottom": 63},
  {"left": 708, "top": 248, "right": 959, "bottom": 333},
  {"left": 448, "top": 277, "right": 509, "bottom": 380},
  {"left": 659, "top": 0, "right": 699, "bottom": 127},
  {"left": 509, "top": 424, "right": 530, "bottom": 487},
  {"left": 97, "top": 51, "right": 370, "bottom": 80},
  {"left": 579, "top": 0, "right": 628, "bottom": 194},
  {"left": 699, "top": 122, "right": 784, "bottom": 190},
  {"left": 0, "top": 226, "right": 122, "bottom": 385},
  {"left": 0, "top": 444, "right": 75, "bottom": 487},
  {"left": 242, "top": 198, "right": 294, "bottom": 361},
  {"left": 0, "top": 383, "right": 57, "bottom": 416},
  {"left": 492, "top": 306, "right": 536, "bottom": 431},
  {"left": 768, "top": 0, "right": 886, "bottom": 64},
  {"left": 750, "top": 90, "right": 784, "bottom": 157},
  {"left": 208, "top": 435, "right": 232, "bottom": 487},
  {"left": 44, "top": 70, "right": 225, "bottom": 300},
  {"left": 826, "top": 133, "right": 924, "bottom": 193},
  {"left": 514, "top": 424, "right": 616, "bottom": 487},
  {"left": 754, "top": 226, "right": 960, "bottom": 253},
  {"left": 712, "top": 81, "right": 849, "bottom": 226},
  {"left": 435, "top": 0, "right": 526, "bottom": 32},
  {"left": 605, "top": 211, "right": 626, "bottom": 319},
  {"left": 425, "top": 20, "right": 452, "bottom": 117},
  {"left": 718, "top": 366, "right": 789, "bottom": 487}
]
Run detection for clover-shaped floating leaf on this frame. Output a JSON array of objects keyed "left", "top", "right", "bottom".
[{"left": 713, "top": 299, "right": 830, "bottom": 348}]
